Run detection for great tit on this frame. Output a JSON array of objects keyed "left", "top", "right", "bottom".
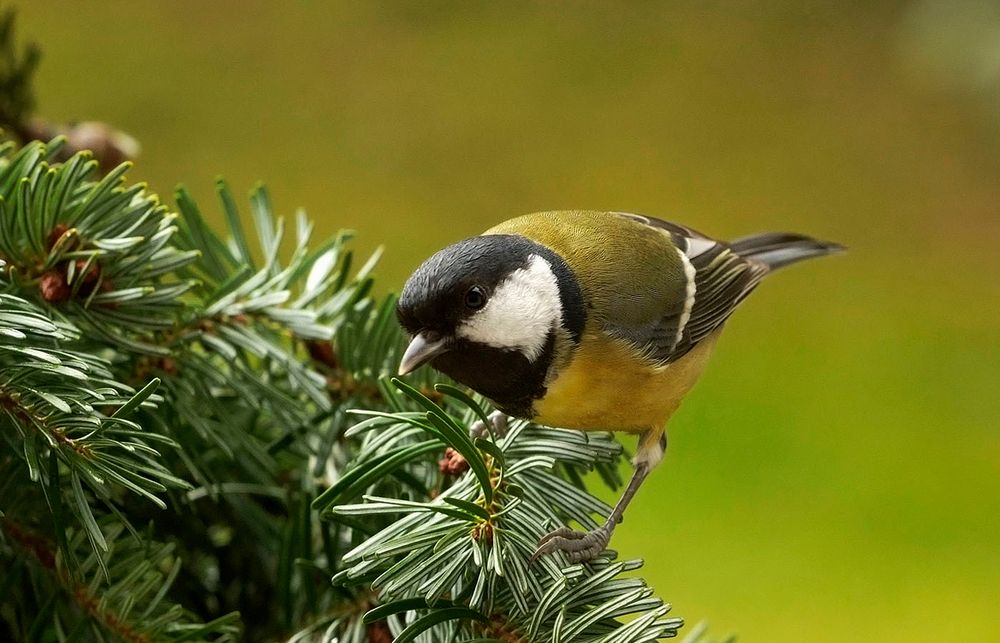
[{"left": 396, "top": 210, "right": 842, "bottom": 562}]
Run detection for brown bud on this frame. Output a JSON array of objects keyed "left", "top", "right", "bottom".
[
  {"left": 39, "top": 271, "right": 70, "bottom": 303},
  {"left": 73, "top": 259, "right": 100, "bottom": 286},
  {"left": 157, "top": 357, "right": 178, "bottom": 376},
  {"left": 27, "top": 118, "right": 140, "bottom": 174},
  {"left": 24, "top": 119, "right": 57, "bottom": 143},
  {"left": 306, "top": 340, "right": 338, "bottom": 369},
  {"left": 65, "top": 121, "right": 141, "bottom": 171},
  {"left": 439, "top": 447, "right": 469, "bottom": 476},
  {"left": 366, "top": 622, "right": 393, "bottom": 643},
  {"left": 46, "top": 224, "right": 71, "bottom": 251}
]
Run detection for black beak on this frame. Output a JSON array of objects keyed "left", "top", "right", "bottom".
[{"left": 398, "top": 331, "right": 451, "bottom": 375}]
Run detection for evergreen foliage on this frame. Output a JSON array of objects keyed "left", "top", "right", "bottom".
[{"left": 0, "top": 11, "right": 719, "bottom": 642}]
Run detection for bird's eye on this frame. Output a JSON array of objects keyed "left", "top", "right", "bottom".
[{"left": 465, "top": 285, "right": 487, "bottom": 310}]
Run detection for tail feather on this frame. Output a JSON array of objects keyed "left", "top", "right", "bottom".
[{"left": 729, "top": 232, "right": 845, "bottom": 271}]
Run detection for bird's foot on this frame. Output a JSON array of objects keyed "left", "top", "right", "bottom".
[
  {"left": 531, "top": 525, "right": 613, "bottom": 563},
  {"left": 469, "top": 411, "right": 509, "bottom": 440}
]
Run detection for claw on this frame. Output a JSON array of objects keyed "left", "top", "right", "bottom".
[
  {"left": 469, "top": 419, "right": 488, "bottom": 439},
  {"left": 534, "top": 526, "right": 577, "bottom": 548},
  {"left": 530, "top": 442, "right": 654, "bottom": 565},
  {"left": 469, "top": 411, "right": 509, "bottom": 439},
  {"left": 530, "top": 526, "right": 612, "bottom": 563}
]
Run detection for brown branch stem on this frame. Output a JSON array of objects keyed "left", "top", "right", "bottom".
[{"left": 0, "top": 518, "right": 154, "bottom": 643}]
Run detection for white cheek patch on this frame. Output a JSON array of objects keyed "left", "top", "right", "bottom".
[{"left": 458, "top": 254, "right": 562, "bottom": 361}]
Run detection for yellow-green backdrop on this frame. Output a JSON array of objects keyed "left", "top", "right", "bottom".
[{"left": 19, "top": 2, "right": 999, "bottom": 641}]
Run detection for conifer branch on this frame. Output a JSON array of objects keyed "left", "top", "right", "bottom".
[{"left": 0, "top": 10, "right": 725, "bottom": 641}]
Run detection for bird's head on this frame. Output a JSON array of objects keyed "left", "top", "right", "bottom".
[{"left": 396, "top": 234, "right": 585, "bottom": 413}]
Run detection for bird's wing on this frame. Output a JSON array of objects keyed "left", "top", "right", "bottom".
[
  {"left": 613, "top": 213, "right": 769, "bottom": 365},
  {"left": 486, "top": 210, "right": 768, "bottom": 365}
]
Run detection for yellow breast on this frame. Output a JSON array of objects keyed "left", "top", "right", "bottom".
[{"left": 533, "top": 328, "right": 721, "bottom": 432}]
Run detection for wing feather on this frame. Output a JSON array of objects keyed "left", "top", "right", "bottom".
[{"left": 616, "top": 213, "right": 768, "bottom": 364}]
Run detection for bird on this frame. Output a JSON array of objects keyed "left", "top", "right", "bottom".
[{"left": 395, "top": 210, "right": 843, "bottom": 562}]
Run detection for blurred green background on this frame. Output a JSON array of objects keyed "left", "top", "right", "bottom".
[{"left": 18, "top": 1, "right": 999, "bottom": 641}]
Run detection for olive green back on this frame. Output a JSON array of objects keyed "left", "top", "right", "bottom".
[{"left": 487, "top": 210, "right": 688, "bottom": 334}]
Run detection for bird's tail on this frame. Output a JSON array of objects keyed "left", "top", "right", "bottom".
[{"left": 729, "top": 232, "right": 845, "bottom": 271}]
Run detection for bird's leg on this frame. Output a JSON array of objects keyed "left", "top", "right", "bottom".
[
  {"left": 532, "top": 462, "right": 650, "bottom": 563},
  {"left": 532, "top": 430, "right": 665, "bottom": 563},
  {"left": 469, "top": 410, "right": 509, "bottom": 440}
]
